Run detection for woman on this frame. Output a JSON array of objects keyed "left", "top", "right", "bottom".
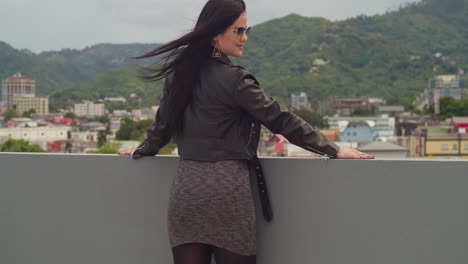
[{"left": 121, "top": 0, "right": 374, "bottom": 263}]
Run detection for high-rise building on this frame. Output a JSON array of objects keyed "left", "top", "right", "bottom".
[
  {"left": 431, "top": 75, "right": 464, "bottom": 114},
  {"left": 12, "top": 96, "right": 49, "bottom": 115},
  {"left": 2, "top": 73, "right": 36, "bottom": 108},
  {"left": 414, "top": 75, "right": 464, "bottom": 114},
  {"left": 74, "top": 101, "right": 105, "bottom": 117}
]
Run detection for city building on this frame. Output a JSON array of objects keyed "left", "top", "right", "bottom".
[
  {"left": 131, "top": 106, "right": 158, "bottom": 121},
  {"left": 102, "top": 96, "right": 127, "bottom": 103},
  {"left": 74, "top": 101, "right": 105, "bottom": 117},
  {"left": 408, "top": 125, "right": 468, "bottom": 158},
  {"left": 70, "top": 131, "right": 98, "bottom": 153},
  {"left": 331, "top": 97, "right": 384, "bottom": 116},
  {"left": 422, "top": 135, "right": 468, "bottom": 158},
  {"left": 70, "top": 131, "right": 98, "bottom": 143},
  {"left": 358, "top": 141, "right": 408, "bottom": 159},
  {"left": 414, "top": 75, "right": 464, "bottom": 114},
  {"left": 30, "top": 113, "right": 65, "bottom": 122},
  {"left": 0, "top": 126, "right": 70, "bottom": 150},
  {"left": 80, "top": 122, "right": 106, "bottom": 131},
  {"left": 291, "top": 92, "right": 311, "bottom": 110},
  {"left": 378, "top": 105, "right": 405, "bottom": 115},
  {"left": 12, "top": 96, "right": 49, "bottom": 115},
  {"left": 2, "top": 72, "right": 36, "bottom": 108},
  {"left": 396, "top": 114, "right": 438, "bottom": 136},
  {"left": 112, "top": 110, "right": 130, "bottom": 117},
  {"left": 327, "top": 115, "right": 395, "bottom": 135},
  {"left": 447, "top": 117, "right": 468, "bottom": 134},
  {"left": 4, "top": 117, "right": 35, "bottom": 128},
  {"left": 340, "top": 122, "right": 377, "bottom": 143}
]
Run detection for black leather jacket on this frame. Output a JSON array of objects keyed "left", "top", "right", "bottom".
[{"left": 132, "top": 54, "right": 339, "bottom": 160}]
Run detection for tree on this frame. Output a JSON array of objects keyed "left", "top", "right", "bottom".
[
  {"left": 64, "top": 141, "right": 72, "bottom": 153},
  {"left": 2, "top": 109, "right": 18, "bottom": 122},
  {"left": 293, "top": 108, "right": 329, "bottom": 129},
  {"left": 0, "top": 139, "right": 45, "bottom": 152},
  {"left": 116, "top": 117, "right": 153, "bottom": 141},
  {"left": 22, "top": 109, "right": 36, "bottom": 118},
  {"left": 64, "top": 112, "right": 77, "bottom": 118},
  {"left": 97, "top": 127, "right": 112, "bottom": 148},
  {"left": 90, "top": 115, "right": 110, "bottom": 124},
  {"left": 92, "top": 142, "right": 121, "bottom": 154},
  {"left": 159, "top": 142, "right": 177, "bottom": 155},
  {"left": 97, "top": 130, "right": 107, "bottom": 148},
  {"left": 439, "top": 97, "right": 468, "bottom": 120}
]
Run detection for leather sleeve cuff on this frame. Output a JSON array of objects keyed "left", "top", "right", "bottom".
[{"left": 131, "top": 139, "right": 159, "bottom": 159}]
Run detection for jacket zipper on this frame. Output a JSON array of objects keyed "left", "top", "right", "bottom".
[
  {"left": 303, "top": 145, "right": 332, "bottom": 159},
  {"left": 131, "top": 142, "right": 146, "bottom": 156},
  {"left": 246, "top": 122, "right": 255, "bottom": 147}
]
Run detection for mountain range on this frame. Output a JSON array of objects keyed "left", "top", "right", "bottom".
[{"left": 1, "top": 0, "right": 467, "bottom": 111}]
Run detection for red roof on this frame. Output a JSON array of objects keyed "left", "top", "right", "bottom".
[{"left": 52, "top": 117, "right": 73, "bottom": 125}]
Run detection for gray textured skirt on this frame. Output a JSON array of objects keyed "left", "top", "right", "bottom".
[{"left": 167, "top": 158, "right": 256, "bottom": 256}]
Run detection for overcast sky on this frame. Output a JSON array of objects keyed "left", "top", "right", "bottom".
[{"left": 1, "top": 0, "right": 418, "bottom": 53}]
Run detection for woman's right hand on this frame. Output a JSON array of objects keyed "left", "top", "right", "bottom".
[
  {"left": 119, "top": 149, "right": 134, "bottom": 156},
  {"left": 336, "top": 148, "right": 374, "bottom": 159}
]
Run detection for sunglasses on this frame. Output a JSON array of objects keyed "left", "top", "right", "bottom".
[{"left": 233, "top": 26, "right": 251, "bottom": 37}]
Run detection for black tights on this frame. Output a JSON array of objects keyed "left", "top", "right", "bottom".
[{"left": 172, "top": 243, "right": 256, "bottom": 264}]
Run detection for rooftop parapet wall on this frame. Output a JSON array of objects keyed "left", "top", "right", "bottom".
[{"left": 1, "top": 153, "right": 468, "bottom": 264}]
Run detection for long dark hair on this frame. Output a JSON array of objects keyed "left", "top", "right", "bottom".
[{"left": 135, "top": 0, "right": 246, "bottom": 135}]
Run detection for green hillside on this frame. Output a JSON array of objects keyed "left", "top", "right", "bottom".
[
  {"left": 235, "top": 0, "right": 468, "bottom": 108},
  {"left": 0, "top": 42, "right": 158, "bottom": 97},
  {"left": 50, "top": 67, "right": 164, "bottom": 110}
]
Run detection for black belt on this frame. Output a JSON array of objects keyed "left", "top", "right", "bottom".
[{"left": 248, "top": 155, "right": 273, "bottom": 222}]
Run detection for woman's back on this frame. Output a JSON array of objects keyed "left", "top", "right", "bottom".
[{"left": 176, "top": 54, "right": 260, "bottom": 161}]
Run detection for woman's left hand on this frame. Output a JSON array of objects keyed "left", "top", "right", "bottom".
[{"left": 336, "top": 149, "right": 375, "bottom": 159}]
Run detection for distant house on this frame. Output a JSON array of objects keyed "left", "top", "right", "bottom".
[
  {"left": 358, "top": 142, "right": 408, "bottom": 159},
  {"left": 80, "top": 122, "right": 106, "bottom": 131},
  {"left": 378, "top": 105, "right": 405, "bottom": 115},
  {"left": 396, "top": 114, "right": 436, "bottom": 136},
  {"left": 328, "top": 115, "right": 395, "bottom": 140},
  {"left": 447, "top": 117, "right": 468, "bottom": 134},
  {"left": 47, "top": 140, "right": 66, "bottom": 153},
  {"left": 331, "top": 97, "right": 385, "bottom": 116},
  {"left": 331, "top": 97, "right": 370, "bottom": 116},
  {"left": 340, "top": 122, "right": 376, "bottom": 143},
  {"left": 291, "top": 93, "right": 311, "bottom": 110}
]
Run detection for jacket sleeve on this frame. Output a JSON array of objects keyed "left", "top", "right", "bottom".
[
  {"left": 132, "top": 77, "right": 172, "bottom": 159},
  {"left": 233, "top": 72, "right": 339, "bottom": 158}
]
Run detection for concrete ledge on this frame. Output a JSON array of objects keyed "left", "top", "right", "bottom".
[{"left": 1, "top": 153, "right": 468, "bottom": 264}]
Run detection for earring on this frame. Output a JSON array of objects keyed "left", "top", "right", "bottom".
[{"left": 212, "top": 40, "right": 222, "bottom": 58}]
